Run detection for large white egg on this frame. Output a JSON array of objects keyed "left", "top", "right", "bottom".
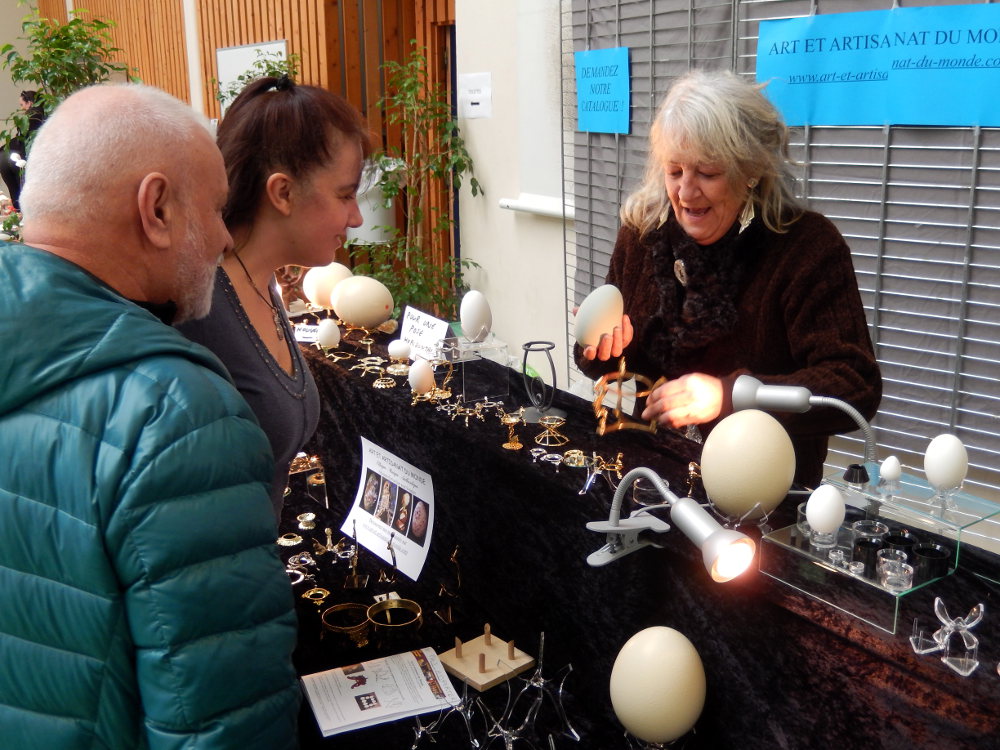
[
  {"left": 880, "top": 455, "right": 901, "bottom": 482},
  {"left": 575, "top": 284, "right": 624, "bottom": 347},
  {"left": 923, "top": 434, "right": 968, "bottom": 491},
  {"left": 408, "top": 358, "right": 435, "bottom": 394},
  {"left": 387, "top": 339, "right": 411, "bottom": 360},
  {"left": 701, "top": 409, "right": 795, "bottom": 519},
  {"left": 805, "top": 484, "right": 846, "bottom": 535},
  {"left": 332, "top": 275, "right": 394, "bottom": 329},
  {"left": 316, "top": 318, "right": 341, "bottom": 348},
  {"left": 610, "top": 626, "right": 705, "bottom": 744},
  {"left": 302, "top": 262, "right": 352, "bottom": 308},
  {"left": 459, "top": 290, "right": 492, "bottom": 343}
]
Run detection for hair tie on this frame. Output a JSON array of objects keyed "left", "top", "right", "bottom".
[{"left": 275, "top": 73, "right": 293, "bottom": 92}]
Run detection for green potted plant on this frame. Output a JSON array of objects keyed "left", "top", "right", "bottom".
[
  {"left": 348, "top": 43, "right": 483, "bottom": 320},
  {"left": 0, "top": 6, "right": 135, "bottom": 148},
  {"left": 0, "top": 5, "right": 136, "bottom": 232}
]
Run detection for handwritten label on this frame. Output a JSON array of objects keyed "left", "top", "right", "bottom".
[
  {"left": 400, "top": 306, "right": 451, "bottom": 362},
  {"left": 294, "top": 324, "right": 318, "bottom": 343}
]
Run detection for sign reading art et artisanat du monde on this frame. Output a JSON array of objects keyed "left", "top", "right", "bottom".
[
  {"left": 757, "top": 4, "right": 1000, "bottom": 127},
  {"left": 575, "top": 46, "right": 630, "bottom": 134}
]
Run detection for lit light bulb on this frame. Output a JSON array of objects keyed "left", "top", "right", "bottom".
[{"left": 711, "top": 537, "right": 756, "bottom": 582}]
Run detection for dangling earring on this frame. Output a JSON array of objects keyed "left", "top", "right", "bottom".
[{"left": 739, "top": 178, "right": 758, "bottom": 234}]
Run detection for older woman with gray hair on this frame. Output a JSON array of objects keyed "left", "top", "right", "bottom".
[{"left": 576, "top": 68, "right": 881, "bottom": 486}]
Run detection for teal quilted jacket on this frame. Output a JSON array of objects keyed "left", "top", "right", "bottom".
[{"left": 0, "top": 244, "right": 300, "bottom": 749}]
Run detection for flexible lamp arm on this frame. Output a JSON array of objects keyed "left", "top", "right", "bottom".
[
  {"left": 807, "top": 395, "right": 877, "bottom": 464},
  {"left": 607, "top": 467, "right": 678, "bottom": 526},
  {"left": 732, "top": 374, "right": 877, "bottom": 465}
]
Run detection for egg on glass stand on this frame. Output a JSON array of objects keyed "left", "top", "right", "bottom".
[
  {"left": 575, "top": 284, "right": 624, "bottom": 348},
  {"left": 610, "top": 626, "right": 706, "bottom": 746},
  {"left": 805, "top": 484, "right": 845, "bottom": 549},
  {"left": 700, "top": 409, "right": 796, "bottom": 523},
  {"left": 302, "top": 262, "right": 352, "bottom": 310},
  {"left": 459, "top": 290, "right": 493, "bottom": 343},
  {"left": 923, "top": 433, "right": 968, "bottom": 505}
]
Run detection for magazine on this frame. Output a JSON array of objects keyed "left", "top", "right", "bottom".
[{"left": 301, "top": 648, "right": 461, "bottom": 737}]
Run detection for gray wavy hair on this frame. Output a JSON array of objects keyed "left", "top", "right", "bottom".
[{"left": 621, "top": 68, "right": 803, "bottom": 236}]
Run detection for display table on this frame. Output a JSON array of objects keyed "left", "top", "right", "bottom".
[{"left": 281, "top": 336, "right": 1000, "bottom": 749}]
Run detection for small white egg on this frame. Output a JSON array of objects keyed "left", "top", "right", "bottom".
[
  {"left": 302, "top": 263, "right": 352, "bottom": 308},
  {"left": 459, "top": 290, "right": 492, "bottom": 343},
  {"left": 316, "top": 318, "right": 341, "bottom": 348},
  {"left": 880, "top": 455, "right": 901, "bottom": 482},
  {"left": 333, "top": 275, "right": 394, "bottom": 329},
  {"left": 610, "top": 626, "right": 705, "bottom": 744},
  {"left": 387, "top": 339, "right": 411, "bottom": 360},
  {"left": 575, "top": 284, "right": 624, "bottom": 347},
  {"left": 408, "top": 359, "right": 434, "bottom": 394},
  {"left": 805, "top": 484, "right": 846, "bottom": 534},
  {"left": 924, "top": 434, "right": 968, "bottom": 491},
  {"left": 700, "top": 409, "right": 796, "bottom": 519}
]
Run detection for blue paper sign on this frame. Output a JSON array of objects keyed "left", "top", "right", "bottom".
[
  {"left": 757, "top": 4, "right": 1000, "bottom": 126},
  {"left": 575, "top": 47, "right": 630, "bottom": 134}
]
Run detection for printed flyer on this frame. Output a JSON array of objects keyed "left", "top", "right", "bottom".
[
  {"left": 301, "top": 648, "right": 460, "bottom": 736},
  {"left": 341, "top": 437, "right": 434, "bottom": 581}
]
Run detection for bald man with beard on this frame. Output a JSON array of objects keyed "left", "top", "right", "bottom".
[{"left": 0, "top": 84, "right": 299, "bottom": 750}]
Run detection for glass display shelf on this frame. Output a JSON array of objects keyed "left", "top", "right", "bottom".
[
  {"left": 760, "top": 465, "right": 1000, "bottom": 635},
  {"left": 822, "top": 462, "right": 1000, "bottom": 564}
]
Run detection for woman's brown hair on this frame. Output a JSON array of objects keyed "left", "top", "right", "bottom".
[{"left": 217, "top": 75, "right": 372, "bottom": 230}]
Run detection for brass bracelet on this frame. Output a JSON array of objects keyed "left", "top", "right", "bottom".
[{"left": 366, "top": 598, "right": 423, "bottom": 629}]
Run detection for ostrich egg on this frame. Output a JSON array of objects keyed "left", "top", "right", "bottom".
[
  {"left": 575, "top": 284, "right": 624, "bottom": 347},
  {"left": 332, "top": 275, "right": 394, "bottom": 329},
  {"left": 460, "top": 290, "right": 493, "bottom": 343},
  {"left": 302, "top": 262, "right": 352, "bottom": 308},
  {"left": 610, "top": 626, "right": 706, "bottom": 744},
  {"left": 700, "top": 409, "right": 795, "bottom": 519}
]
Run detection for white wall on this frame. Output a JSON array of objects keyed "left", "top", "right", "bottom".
[{"left": 455, "top": 0, "right": 571, "bottom": 387}]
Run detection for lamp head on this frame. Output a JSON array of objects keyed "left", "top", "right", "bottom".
[{"left": 731, "top": 374, "right": 811, "bottom": 413}]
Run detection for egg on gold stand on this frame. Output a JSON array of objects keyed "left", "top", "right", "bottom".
[{"left": 332, "top": 275, "right": 394, "bottom": 355}]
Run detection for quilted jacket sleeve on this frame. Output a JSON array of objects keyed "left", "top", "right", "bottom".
[{"left": 103, "top": 356, "right": 300, "bottom": 750}]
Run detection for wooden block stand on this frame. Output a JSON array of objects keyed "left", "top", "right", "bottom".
[{"left": 438, "top": 624, "right": 536, "bottom": 691}]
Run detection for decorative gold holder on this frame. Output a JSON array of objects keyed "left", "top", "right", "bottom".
[
  {"left": 373, "top": 372, "right": 396, "bottom": 389},
  {"left": 535, "top": 415, "right": 569, "bottom": 447},
  {"left": 301, "top": 587, "right": 331, "bottom": 610},
  {"left": 500, "top": 408, "right": 525, "bottom": 450},
  {"left": 350, "top": 356, "right": 386, "bottom": 378},
  {"left": 592, "top": 356, "right": 664, "bottom": 435},
  {"left": 342, "top": 324, "right": 378, "bottom": 356},
  {"left": 428, "top": 358, "right": 454, "bottom": 401},
  {"left": 386, "top": 357, "right": 410, "bottom": 377},
  {"left": 321, "top": 603, "right": 371, "bottom": 648},
  {"left": 314, "top": 341, "right": 353, "bottom": 363}
]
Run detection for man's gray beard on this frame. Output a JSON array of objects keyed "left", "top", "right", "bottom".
[{"left": 172, "top": 220, "right": 217, "bottom": 324}]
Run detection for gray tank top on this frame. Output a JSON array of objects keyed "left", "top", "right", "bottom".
[{"left": 178, "top": 268, "right": 320, "bottom": 519}]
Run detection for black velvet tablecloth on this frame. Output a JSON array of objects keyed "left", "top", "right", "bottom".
[{"left": 280, "top": 335, "right": 1000, "bottom": 750}]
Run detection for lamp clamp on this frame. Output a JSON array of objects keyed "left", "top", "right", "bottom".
[{"left": 586, "top": 510, "right": 671, "bottom": 567}]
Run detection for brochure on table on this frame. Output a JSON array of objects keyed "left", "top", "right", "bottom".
[
  {"left": 302, "top": 648, "right": 460, "bottom": 737},
  {"left": 341, "top": 437, "right": 434, "bottom": 581}
]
